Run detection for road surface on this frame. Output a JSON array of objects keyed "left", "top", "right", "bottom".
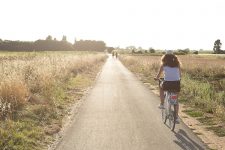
[{"left": 55, "top": 56, "right": 208, "bottom": 150}]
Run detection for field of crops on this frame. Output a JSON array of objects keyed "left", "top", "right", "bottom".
[
  {"left": 120, "top": 54, "right": 225, "bottom": 136},
  {"left": 0, "top": 51, "right": 106, "bottom": 150}
]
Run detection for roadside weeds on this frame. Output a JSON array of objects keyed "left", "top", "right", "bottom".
[
  {"left": 138, "top": 74, "right": 225, "bottom": 150},
  {"left": 0, "top": 53, "right": 106, "bottom": 150}
]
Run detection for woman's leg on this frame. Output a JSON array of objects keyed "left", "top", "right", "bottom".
[
  {"left": 160, "top": 86, "right": 164, "bottom": 105},
  {"left": 175, "top": 93, "right": 179, "bottom": 118}
]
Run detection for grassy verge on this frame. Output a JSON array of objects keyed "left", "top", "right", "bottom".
[
  {"left": 119, "top": 54, "right": 225, "bottom": 137},
  {"left": 182, "top": 109, "right": 204, "bottom": 118},
  {"left": 0, "top": 51, "right": 106, "bottom": 150}
]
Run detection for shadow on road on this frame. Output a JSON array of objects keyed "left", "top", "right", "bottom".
[{"left": 173, "top": 129, "right": 206, "bottom": 150}]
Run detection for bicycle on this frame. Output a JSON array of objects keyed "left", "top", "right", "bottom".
[{"left": 156, "top": 78, "right": 179, "bottom": 131}]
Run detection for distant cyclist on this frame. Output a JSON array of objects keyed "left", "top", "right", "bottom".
[
  {"left": 154, "top": 50, "right": 181, "bottom": 123},
  {"left": 112, "top": 51, "right": 115, "bottom": 57},
  {"left": 112, "top": 50, "right": 118, "bottom": 59},
  {"left": 115, "top": 51, "right": 118, "bottom": 58}
]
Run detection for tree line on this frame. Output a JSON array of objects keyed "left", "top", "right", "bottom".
[{"left": 0, "top": 36, "right": 107, "bottom": 52}]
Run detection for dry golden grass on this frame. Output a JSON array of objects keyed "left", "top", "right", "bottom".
[
  {"left": 0, "top": 52, "right": 106, "bottom": 120},
  {"left": 120, "top": 54, "right": 225, "bottom": 139},
  {"left": 0, "top": 51, "right": 106, "bottom": 150},
  {"left": 120, "top": 55, "right": 225, "bottom": 80},
  {"left": 120, "top": 54, "right": 225, "bottom": 118}
]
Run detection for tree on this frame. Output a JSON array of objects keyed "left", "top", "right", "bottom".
[
  {"left": 177, "top": 49, "right": 189, "bottom": 55},
  {"left": 62, "top": 35, "right": 67, "bottom": 42},
  {"left": 149, "top": 47, "right": 155, "bottom": 53},
  {"left": 126, "top": 46, "right": 136, "bottom": 53},
  {"left": 73, "top": 40, "right": 106, "bottom": 51},
  {"left": 184, "top": 48, "right": 190, "bottom": 53},
  {"left": 126, "top": 46, "right": 136, "bottom": 50},
  {"left": 138, "top": 46, "right": 142, "bottom": 51},
  {"left": 46, "top": 35, "right": 53, "bottom": 40},
  {"left": 106, "top": 47, "right": 115, "bottom": 53},
  {"left": 193, "top": 51, "right": 198, "bottom": 54},
  {"left": 213, "top": 39, "right": 222, "bottom": 54}
]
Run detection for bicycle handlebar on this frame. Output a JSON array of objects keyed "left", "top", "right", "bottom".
[{"left": 154, "top": 78, "right": 164, "bottom": 82}]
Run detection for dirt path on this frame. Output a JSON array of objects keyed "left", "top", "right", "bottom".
[{"left": 54, "top": 56, "right": 208, "bottom": 150}]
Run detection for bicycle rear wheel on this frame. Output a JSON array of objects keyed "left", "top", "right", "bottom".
[{"left": 168, "top": 105, "right": 176, "bottom": 131}]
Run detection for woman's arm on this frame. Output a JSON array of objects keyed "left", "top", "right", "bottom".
[
  {"left": 155, "top": 65, "right": 163, "bottom": 79},
  {"left": 178, "top": 65, "right": 181, "bottom": 79}
]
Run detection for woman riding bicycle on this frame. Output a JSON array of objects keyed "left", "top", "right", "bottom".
[{"left": 154, "top": 50, "right": 181, "bottom": 123}]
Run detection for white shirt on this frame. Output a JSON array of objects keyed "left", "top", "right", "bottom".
[{"left": 163, "top": 66, "right": 180, "bottom": 81}]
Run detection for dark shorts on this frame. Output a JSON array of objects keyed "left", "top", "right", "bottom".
[{"left": 160, "top": 80, "right": 181, "bottom": 92}]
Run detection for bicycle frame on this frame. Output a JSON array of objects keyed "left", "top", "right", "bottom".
[
  {"left": 155, "top": 78, "right": 179, "bottom": 131},
  {"left": 162, "top": 91, "right": 178, "bottom": 131}
]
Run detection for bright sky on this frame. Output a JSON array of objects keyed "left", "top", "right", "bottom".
[{"left": 0, "top": 0, "right": 224, "bottom": 50}]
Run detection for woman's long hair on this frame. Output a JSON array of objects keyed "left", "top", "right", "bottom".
[{"left": 161, "top": 54, "right": 180, "bottom": 67}]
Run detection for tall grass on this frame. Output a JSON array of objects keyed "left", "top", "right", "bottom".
[
  {"left": 120, "top": 55, "right": 225, "bottom": 120},
  {"left": 0, "top": 52, "right": 106, "bottom": 119},
  {"left": 0, "top": 55, "right": 103, "bottom": 118},
  {"left": 0, "top": 52, "right": 106, "bottom": 149}
]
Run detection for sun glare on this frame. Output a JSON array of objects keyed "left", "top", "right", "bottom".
[{"left": 0, "top": 0, "right": 225, "bottom": 50}]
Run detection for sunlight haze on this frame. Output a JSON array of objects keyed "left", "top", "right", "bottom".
[{"left": 1, "top": 0, "right": 224, "bottom": 50}]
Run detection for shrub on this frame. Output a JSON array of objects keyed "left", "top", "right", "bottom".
[
  {"left": 193, "top": 51, "right": 199, "bottom": 54},
  {"left": 0, "top": 80, "right": 29, "bottom": 119}
]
